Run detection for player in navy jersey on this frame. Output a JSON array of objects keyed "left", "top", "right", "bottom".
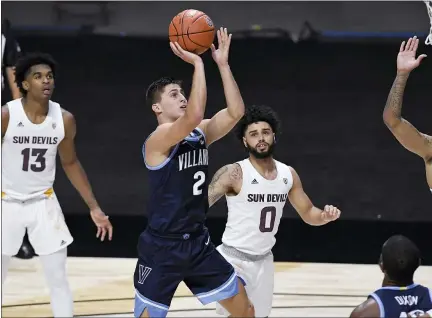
[
  {"left": 350, "top": 235, "right": 432, "bottom": 318},
  {"left": 134, "top": 28, "right": 254, "bottom": 318}
]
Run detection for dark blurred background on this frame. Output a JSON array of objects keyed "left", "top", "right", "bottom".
[{"left": 2, "top": 1, "right": 431, "bottom": 264}]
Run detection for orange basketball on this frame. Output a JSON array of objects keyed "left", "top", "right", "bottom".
[{"left": 169, "top": 9, "right": 215, "bottom": 55}]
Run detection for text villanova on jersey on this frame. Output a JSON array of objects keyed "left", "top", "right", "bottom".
[{"left": 178, "top": 149, "right": 208, "bottom": 171}]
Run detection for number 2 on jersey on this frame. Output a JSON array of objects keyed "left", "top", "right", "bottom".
[
  {"left": 21, "top": 148, "right": 47, "bottom": 172},
  {"left": 193, "top": 171, "right": 206, "bottom": 195},
  {"left": 260, "top": 206, "right": 276, "bottom": 232}
]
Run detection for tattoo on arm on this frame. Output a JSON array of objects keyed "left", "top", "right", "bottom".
[
  {"left": 208, "top": 166, "right": 228, "bottom": 208},
  {"left": 384, "top": 74, "right": 409, "bottom": 120},
  {"left": 208, "top": 164, "right": 242, "bottom": 208}
]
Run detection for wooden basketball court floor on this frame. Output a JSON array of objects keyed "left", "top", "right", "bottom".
[{"left": 2, "top": 257, "right": 432, "bottom": 317}]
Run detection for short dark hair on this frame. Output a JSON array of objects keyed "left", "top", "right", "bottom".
[
  {"left": 381, "top": 235, "right": 420, "bottom": 284},
  {"left": 235, "top": 105, "right": 281, "bottom": 142},
  {"left": 14, "top": 52, "right": 57, "bottom": 96},
  {"left": 145, "top": 77, "right": 182, "bottom": 107}
]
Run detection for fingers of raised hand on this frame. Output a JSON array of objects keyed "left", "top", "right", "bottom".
[{"left": 323, "top": 205, "right": 341, "bottom": 220}]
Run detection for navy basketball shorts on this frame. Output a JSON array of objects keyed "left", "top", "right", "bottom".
[{"left": 133, "top": 227, "right": 239, "bottom": 318}]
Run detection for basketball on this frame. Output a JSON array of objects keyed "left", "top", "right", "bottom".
[{"left": 169, "top": 9, "right": 215, "bottom": 55}]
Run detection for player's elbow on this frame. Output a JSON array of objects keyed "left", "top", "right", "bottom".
[
  {"left": 298, "top": 207, "right": 324, "bottom": 226},
  {"left": 61, "top": 157, "right": 78, "bottom": 168},
  {"left": 228, "top": 103, "right": 245, "bottom": 121},
  {"left": 383, "top": 110, "right": 401, "bottom": 129},
  {"left": 185, "top": 110, "right": 204, "bottom": 126},
  {"left": 298, "top": 209, "right": 315, "bottom": 225}
]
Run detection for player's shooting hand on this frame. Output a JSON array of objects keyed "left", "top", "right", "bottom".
[
  {"left": 170, "top": 41, "right": 202, "bottom": 65},
  {"left": 397, "top": 36, "right": 427, "bottom": 74},
  {"left": 211, "top": 27, "right": 232, "bottom": 67},
  {"left": 321, "top": 205, "right": 341, "bottom": 222},
  {"left": 90, "top": 208, "right": 113, "bottom": 241}
]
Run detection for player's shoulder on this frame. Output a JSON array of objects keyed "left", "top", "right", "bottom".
[
  {"left": 1, "top": 104, "right": 10, "bottom": 118},
  {"left": 213, "top": 162, "right": 243, "bottom": 183},
  {"left": 274, "top": 159, "right": 292, "bottom": 170},
  {"left": 274, "top": 159, "right": 295, "bottom": 175},
  {"left": 350, "top": 297, "right": 379, "bottom": 318},
  {"left": 59, "top": 107, "right": 76, "bottom": 137},
  {"left": 145, "top": 123, "right": 172, "bottom": 144},
  {"left": 60, "top": 107, "right": 74, "bottom": 121},
  {"left": 228, "top": 162, "right": 243, "bottom": 180},
  {"left": 1, "top": 105, "right": 10, "bottom": 136}
]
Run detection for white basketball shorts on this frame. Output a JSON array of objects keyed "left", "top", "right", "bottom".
[
  {"left": 215, "top": 244, "right": 274, "bottom": 317},
  {"left": 1, "top": 193, "right": 74, "bottom": 256}
]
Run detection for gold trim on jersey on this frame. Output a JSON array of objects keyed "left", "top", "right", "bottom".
[
  {"left": 44, "top": 188, "right": 54, "bottom": 197},
  {"left": 1, "top": 188, "right": 54, "bottom": 199}
]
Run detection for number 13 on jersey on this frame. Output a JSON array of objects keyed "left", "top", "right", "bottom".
[{"left": 21, "top": 148, "right": 48, "bottom": 172}]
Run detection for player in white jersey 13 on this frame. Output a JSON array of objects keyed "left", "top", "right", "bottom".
[
  {"left": 1, "top": 53, "right": 113, "bottom": 317},
  {"left": 207, "top": 105, "right": 341, "bottom": 317},
  {"left": 382, "top": 36, "right": 432, "bottom": 193}
]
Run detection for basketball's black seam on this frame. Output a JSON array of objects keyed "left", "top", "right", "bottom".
[
  {"left": 186, "top": 35, "right": 209, "bottom": 49},
  {"left": 180, "top": 11, "right": 189, "bottom": 51},
  {"left": 187, "top": 14, "right": 213, "bottom": 37},
  {"left": 186, "top": 22, "right": 214, "bottom": 49},
  {"left": 169, "top": 29, "right": 215, "bottom": 37},
  {"left": 191, "top": 12, "right": 206, "bottom": 24},
  {"left": 171, "top": 21, "right": 179, "bottom": 41}
]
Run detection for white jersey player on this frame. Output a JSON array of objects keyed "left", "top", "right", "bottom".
[
  {"left": 207, "top": 105, "right": 341, "bottom": 317},
  {"left": 382, "top": 36, "right": 431, "bottom": 194},
  {"left": 1, "top": 52, "right": 113, "bottom": 317}
]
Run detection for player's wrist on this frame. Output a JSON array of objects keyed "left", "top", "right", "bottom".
[
  {"left": 192, "top": 58, "right": 204, "bottom": 67},
  {"left": 88, "top": 202, "right": 100, "bottom": 211},
  {"left": 217, "top": 62, "right": 230, "bottom": 69},
  {"left": 396, "top": 70, "right": 411, "bottom": 77}
]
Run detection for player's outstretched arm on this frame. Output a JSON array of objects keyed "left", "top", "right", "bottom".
[
  {"left": 199, "top": 28, "right": 245, "bottom": 146},
  {"left": 350, "top": 298, "right": 380, "bottom": 318},
  {"left": 147, "top": 43, "right": 207, "bottom": 155},
  {"left": 1, "top": 105, "right": 10, "bottom": 140},
  {"left": 383, "top": 36, "right": 432, "bottom": 161},
  {"left": 208, "top": 163, "right": 242, "bottom": 208},
  {"left": 58, "top": 110, "right": 113, "bottom": 241},
  {"left": 287, "top": 167, "right": 341, "bottom": 226}
]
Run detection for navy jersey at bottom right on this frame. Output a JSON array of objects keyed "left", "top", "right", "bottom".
[{"left": 369, "top": 284, "right": 432, "bottom": 317}]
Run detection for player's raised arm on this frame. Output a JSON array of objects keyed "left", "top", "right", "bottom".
[
  {"left": 287, "top": 167, "right": 341, "bottom": 226},
  {"left": 383, "top": 36, "right": 432, "bottom": 161},
  {"left": 199, "top": 28, "right": 245, "bottom": 146},
  {"left": 208, "top": 163, "right": 242, "bottom": 207},
  {"left": 146, "top": 43, "right": 207, "bottom": 155},
  {"left": 58, "top": 110, "right": 113, "bottom": 241}
]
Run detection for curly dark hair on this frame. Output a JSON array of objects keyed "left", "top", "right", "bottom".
[
  {"left": 14, "top": 52, "right": 58, "bottom": 96},
  {"left": 381, "top": 235, "right": 421, "bottom": 285},
  {"left": 235, "top": 105, "right": 281, "bottom": 142},
  {"left": 146, "top": 77, "right": 183, "bottom": 107}
]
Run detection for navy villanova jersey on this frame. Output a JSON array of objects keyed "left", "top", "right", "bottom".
[
  {"left": 143, "top": 128, "right": 209, "bottom": 234},
  {"left": 369, "top": 284, "right": 432, "bottom": 317}
]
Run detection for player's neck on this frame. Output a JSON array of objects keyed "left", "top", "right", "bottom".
[
  {"left": 249, "top": 156, "right": 275, "bottom": 174},
  {"left": 382, "top": 276, "right": 414, "bottom": 287},
  {"left": 22, "top": 97, "right": 49, "bottom": 116}
]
